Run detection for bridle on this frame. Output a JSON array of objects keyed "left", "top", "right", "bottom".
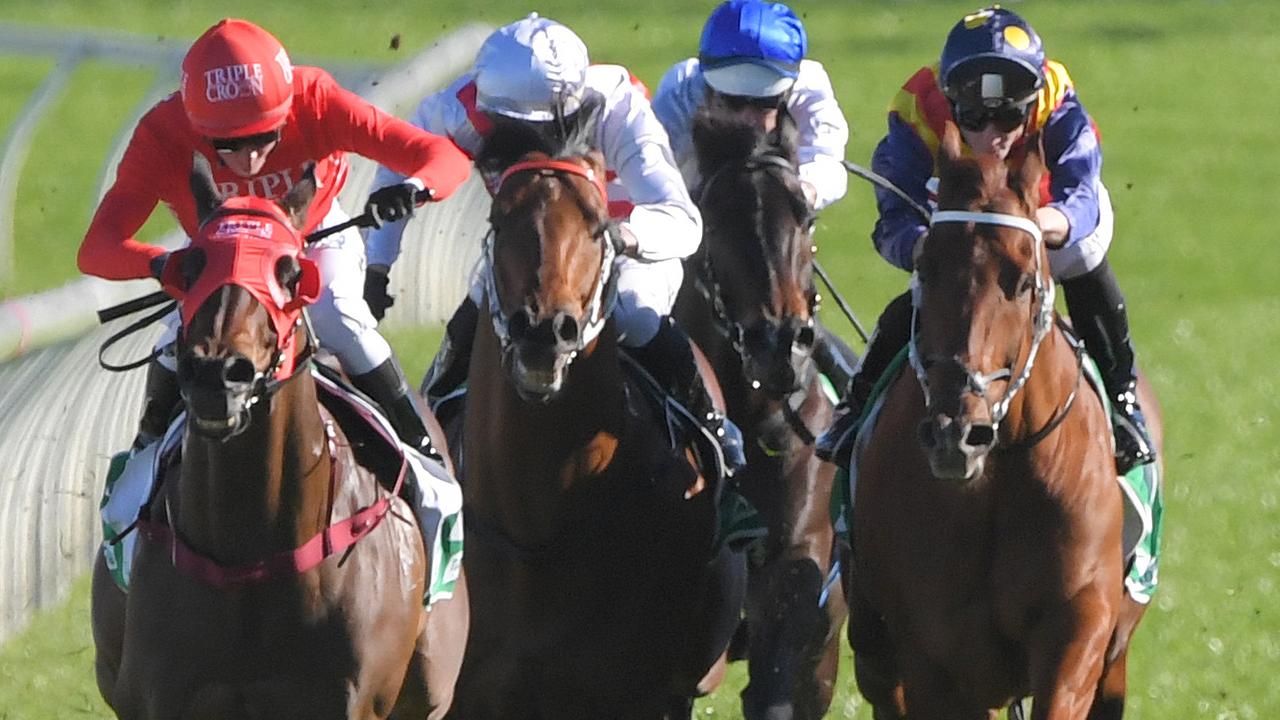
[
  {"left": 695, "top": 152, "right": 818, "bottom": 381},
  {"left": 482, "top": 158, "right": 618, "bottom": 363},
  {"left": 908, "top": 210, "right": 1058, "bottom": 434}
]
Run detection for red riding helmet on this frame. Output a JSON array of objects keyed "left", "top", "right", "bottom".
[{"left": 181, "top": 19, "right": 295, "bottom": 138}]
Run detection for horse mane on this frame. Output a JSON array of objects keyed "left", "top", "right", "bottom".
[
  {"left": 691, "top": 107, "right": 799, "bottom": 180},
  {"left": 476, "top": 90, "right": 606, "bottom": 179}
]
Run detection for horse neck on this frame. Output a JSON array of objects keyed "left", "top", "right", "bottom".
[
  {"left": 174, "top": 370, "right": 331, "bottom": 562},
  {"left": 466, "top": 320, "right": 628, "bottom": 522}
]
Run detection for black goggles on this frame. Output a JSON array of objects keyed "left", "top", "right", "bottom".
[
  {"left": 209, "top": 128, "right": 282, "bottom": 154},
  {"left": 717, "top": 91, "right": 785, "bottom": 111},
  {"left": 953, "top": 101, "right": 1031, "bottom": 133}
]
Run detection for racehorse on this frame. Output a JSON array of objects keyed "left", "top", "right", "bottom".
[
  {"left": 90, "top": 157, "right": 468, "bottom": 719},
  {"left": 445, "top": 111, "right": 745, "bottom": 719},
  {"left": 673, "top": 111, "right": 848, "bottom": 720},
  {"left": 845, "top": 123, "right": 1161, "bottom": 719}
]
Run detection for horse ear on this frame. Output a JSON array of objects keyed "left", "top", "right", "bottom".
[
  {"left": 940, "top": 121, "right": 964, "bottom": 167},
  {"left": 1012, "top": 136, "right": 1046, "bottom": 211},
  {"left": 278, "top": 162, "right": 317, "bottom": 230},
  {"left": 190, "top": 152, "right": 223, "bottom": 223}
]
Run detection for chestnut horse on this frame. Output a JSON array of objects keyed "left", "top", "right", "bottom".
[
  {"left": 447, "top": 143, "right": 745, "bottom": 719},
  {"left": 673, "top": 112, "right": 848, "bottom": 720},
  {"left": 91, "top": 159, "right": 467, "bottom": 719},
  {"left": 846, "top": 125, "right": 1162, "bottom": 719}
]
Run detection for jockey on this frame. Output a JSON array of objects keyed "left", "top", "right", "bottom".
[
  {"left": 77, "top": 18, "right": 471, "bottom": 456},
  {"left": 364, "top": 14, "right": 746, "bottom": 474},
  {"left": 650, "top": 0, "right": 855, "bottom": 392},
  {"left": 816, "top": 6, "right": 1156, "bottom": 474}
]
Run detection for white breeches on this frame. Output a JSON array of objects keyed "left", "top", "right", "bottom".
[{"left": 1047, "top": 182, "right": 1114, "bottom": 281}]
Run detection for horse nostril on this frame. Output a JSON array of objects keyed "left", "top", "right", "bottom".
[
  {"left": 509, "top": 307, "right": 532, "bottom": 338},
  {"left": 964, "top": 423, "right": 996, "bottom": 448},
  {"left": 223, "top": 356, "right": 256, "bottom": 385},
  {"left": 553, "top": 312, "right": 580, "bottom": 346}
]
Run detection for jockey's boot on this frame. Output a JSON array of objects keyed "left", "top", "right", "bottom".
[
  {"left": 422, "top": 296, "right": 479, "bottom": 408},
  {"left": 629, "top": 317, "right": 747, "bottom": 478},
  {"left": 1062, "top": 259, "right": 1156, "bottom": 474},
  {"left": 815, "top": 291, "right": 914, "bottom": 470},
  {"left": 811, "top": 324, "right": 856, "bottom": 397},
  {"left": 350, "top": 356, "right": 442, "bottom": 462},
  {"left": 132, "top": 358, "right": 181, "bottom": 452}
]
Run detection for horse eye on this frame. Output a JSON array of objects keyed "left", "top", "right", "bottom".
[{"left": 1018, "top": 273, "right": 1036, "bottom": 297}]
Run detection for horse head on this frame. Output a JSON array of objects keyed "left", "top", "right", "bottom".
[
  {"left": 911, "top": 123, "right": 1049, "bottom": 481},
  {"left": 161, "top": 153, "right": 321, "bottom": 439},
  {"left": 478, "top": 100, "right": 615, "bottom": 402},
  {"left": 693, "top": 110, "right": 818, "bottom": 396}
]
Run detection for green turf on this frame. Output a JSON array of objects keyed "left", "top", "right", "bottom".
[{"left": 2, "top": 0, "right": 1279, "bottom": 717}]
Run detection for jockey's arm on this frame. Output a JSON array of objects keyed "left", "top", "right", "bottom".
[
  {"left": 870, "top": 115, "right": 933, "bottom": 272},
  {"left": 649, "top": 59, "right": 701, "bottom": 191},
  {"left": 1040, "top": 90, "right": 1104, "bottom": 248},
  {"left": 78, "top": 119, "right": 171, "bottom": 281},
  {"left": 364, "top": 85, "right": 472, "bottom": 270},
  {"left": 789, "top": 60, "right": 850, "bottom": 211},
  {"left": 319, "top": 76, "right": 470, "bottom": 203},
  {"left": 601, "top": 73, "right": 702, "bottom": 263}
]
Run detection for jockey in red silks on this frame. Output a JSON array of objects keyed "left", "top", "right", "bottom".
[
  {"left": 78, "top": 18, "right": 471, "bottom": 455},
  {"left": 365, "top": 14, "right": 746, "bottom": 474},
  {"left": 816, "top": 6, "right": 1156, "bottom": 474}
]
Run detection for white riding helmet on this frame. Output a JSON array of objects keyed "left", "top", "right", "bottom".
[{"left": 474, "top": 14, "right": 589, "bottom": 122}]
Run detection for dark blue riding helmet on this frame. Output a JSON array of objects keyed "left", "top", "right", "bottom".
[
  {"left": 699, "top": 1, "right": 807, "bottom": 97},
  {"left": 940, "top": 6, "right": 1044, "bottom": 107}
]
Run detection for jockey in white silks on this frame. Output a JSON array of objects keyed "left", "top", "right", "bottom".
[{"left": 365, "top": 14, "right": 747, "bottom": 474}]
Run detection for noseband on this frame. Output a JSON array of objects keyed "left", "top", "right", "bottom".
[
  {"left": 908, "top": 210, "right": 1056, "bottom": 432},
  {"left": 483, "top": 159, "right": 618, "bottom": 361}
]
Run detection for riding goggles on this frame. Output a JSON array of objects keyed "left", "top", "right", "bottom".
[
  {"left": 716, "top": 91, "right": 786, "bottom": 112},
  {"left": 209, "top": 127, "right": 282, "bottom": 155},
  {"left": 952, "top": 100, "right": 1031, "bottom": 133}
]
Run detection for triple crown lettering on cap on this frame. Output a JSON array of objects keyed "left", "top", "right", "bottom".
[{"left": 204, "top": 63, "right": 265, "bottom": 102}]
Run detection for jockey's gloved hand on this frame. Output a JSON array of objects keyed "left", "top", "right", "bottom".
[
  {"left": 604, "top": 220, "right": 639, "bottom": 258},
  {"left": 366, "top": 180, "right": 433, "bottom": 228},
  {"left": 363, "top": 264, "right": 394, "bottom": 322}
]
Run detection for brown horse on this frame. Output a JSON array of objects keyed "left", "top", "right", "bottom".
[
  {"left": 91, "top": 158, "right": 468, "bottom": 719},
  {"left": 446, "top": 144, "right": 745, "bottom": 719},
  {"left": 845, "top": 124, "right": 1162, "bottom": 720},
  {"left": 673, "top": 112, "right": 848, "bottom": 720}
]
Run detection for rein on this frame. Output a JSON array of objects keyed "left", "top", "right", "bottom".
[{"left": 909, "top": 210, "right": 1062, "bottom": 440}]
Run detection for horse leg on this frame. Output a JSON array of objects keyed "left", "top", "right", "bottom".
[
  {"left": 1088, "top": 595, "right": 1147, "bottom": 720},
  {"left": 90, "top": 552, "right": 127, "bottom": 714},
  {"left": 393, "top": 571, "right": 470, "bottom": 720},
  {"left": 845, "top": 569, "right": 905, "bottom": 719},
  {"left": 1027, "top": 582, "right": 1115, "bottom": 720}
]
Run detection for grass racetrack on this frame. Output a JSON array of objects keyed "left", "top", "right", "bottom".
[{"left": 2, "top": 0, "right": 1278, "bottom": 717}]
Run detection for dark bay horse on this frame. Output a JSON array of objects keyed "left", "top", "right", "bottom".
[
  {"left": 673, "top": 112, "right": 847, "bottom": 720},
  {"left": 447, "top": 144, "right": 745, "bottom": 719},
  {"left": 91, "top": 159, "right": 467, "bottom": 719},
  {"left": 846, "top": 124, "right": 1162, "bottom": 719}
]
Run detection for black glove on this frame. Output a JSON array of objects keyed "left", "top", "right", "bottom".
[
  {"left": 603, "top": 220, "right": 638, "bottom": 258},
  {"left": 364, "top": 264, "right": 394, "bottom": 321},
  {"left": 365, "top": 182, "right": 422, "bottom": 227}
]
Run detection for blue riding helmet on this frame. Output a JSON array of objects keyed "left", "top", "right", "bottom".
[
  {"left": 940, "top": 6, "right": 1044, "bottom": 107},
  {"left": 699, "top": 0, "right": 807, "bottom": 98}
]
